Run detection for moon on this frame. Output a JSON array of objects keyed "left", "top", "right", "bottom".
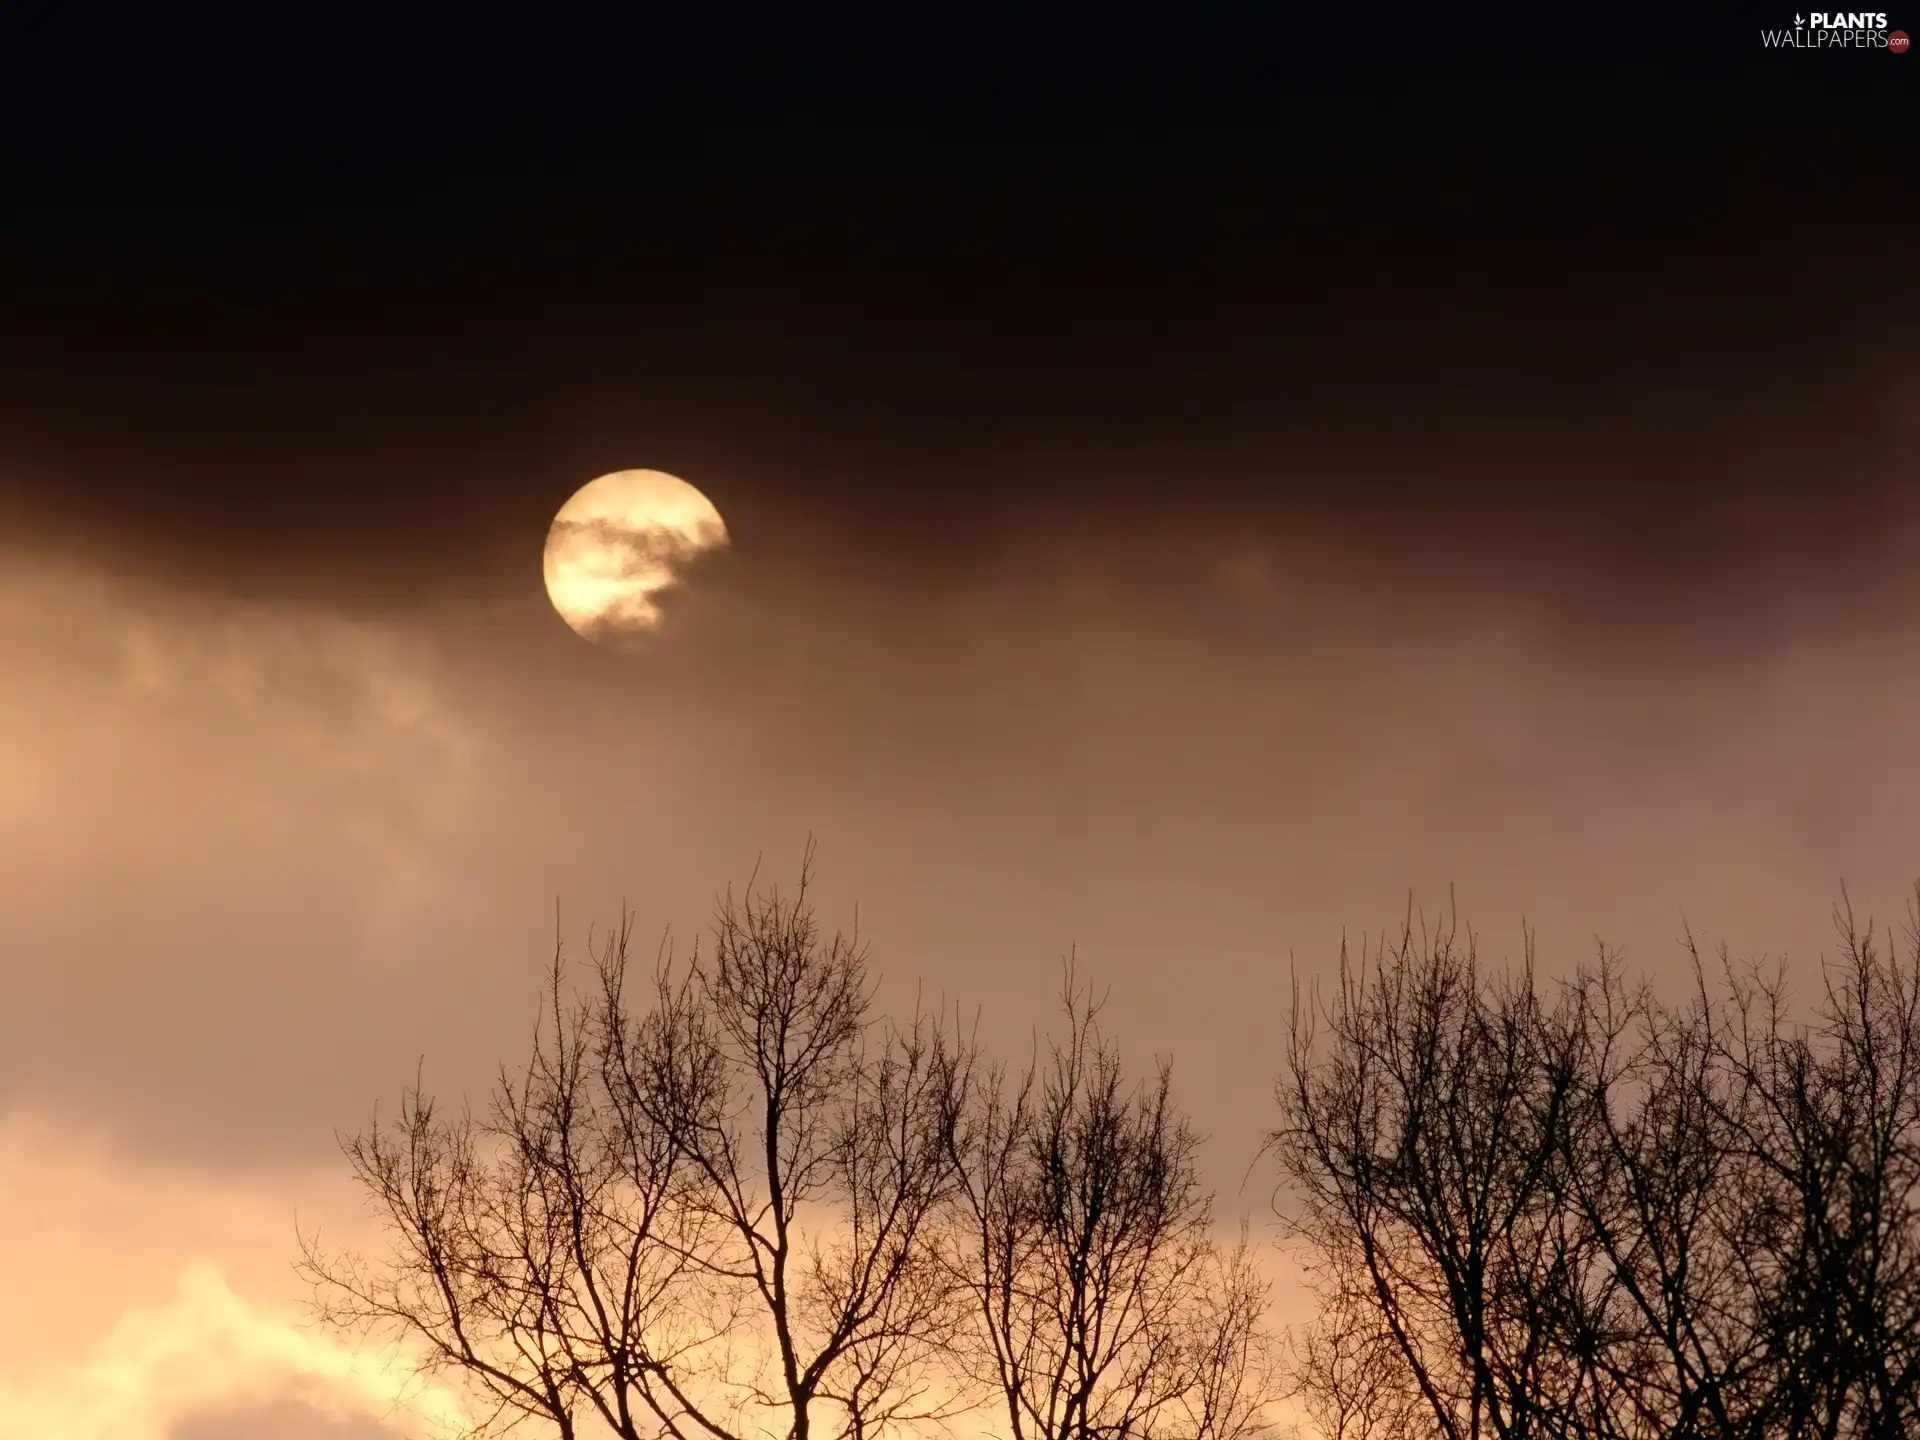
[{"left": 543, "top": 470, "right": 729, "bottom": 646}]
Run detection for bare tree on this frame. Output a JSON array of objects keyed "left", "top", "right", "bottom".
[
  {"left": 1282, "top": 1266, "right": 1431, "bottom": 1440},
  {"left": 639, "top": 852, "right": 968, "bottom": 1440},
  {"left": 1273, "top": 885, "right": 1920, "bottom": 1440},
  {"left": 1272, "top": 908, "right": 1591, "bottom": 1440},
  {"left": 300, "top": 915, "right": 728, "bottom": 1440},
  {"left": 948, "top": 965, "right": 1278, "bottom": 1440},
  {"left": 1706, "top": 893, "right": 1920, "bottom": 1440},
  {"left": 1533, "top": 945, "right": 1785, "bottom": 1440},
  {"left": 304, "top": 851, "right": 966, "bottom": 1440}
]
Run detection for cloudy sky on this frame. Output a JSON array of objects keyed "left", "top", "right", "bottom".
[{"left": 1, "top": 15, "right": 1916, "bottom": 1438}]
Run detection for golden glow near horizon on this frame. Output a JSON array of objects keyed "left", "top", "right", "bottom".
[{"left": 542, "top": 470, "right": 728, "bottom": 645}]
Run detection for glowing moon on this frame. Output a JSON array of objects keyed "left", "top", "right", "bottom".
[{"left": 543, "top": 470, "right": 729, "bottom": 646}]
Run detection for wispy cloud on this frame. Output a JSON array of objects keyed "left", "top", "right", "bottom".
[
  {"left": 0, "top": 556, "right": 475, "bottom": 889},
  {"left": 0, "top": 1108, "right": 467, "bottom": 1440},
  {"left": 0, "top": 1262, "right": 468, "bottom": 1440}
]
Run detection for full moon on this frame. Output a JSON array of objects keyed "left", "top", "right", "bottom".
[{"left": 543, "top": 470, "right": 729, "bottom": 646}]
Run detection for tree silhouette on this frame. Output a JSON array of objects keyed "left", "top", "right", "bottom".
[
  {"left": 303, "top": 849, "right": 965, "bottom": 1440},
  {"left": 948, "top": 965, "right": 1277, "bottom": 1440},
  {"left": 1272, "top": 886, "right": 1920, "bottom": 1440}
]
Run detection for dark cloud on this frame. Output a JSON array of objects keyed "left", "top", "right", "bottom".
[
  {"left": 3, "top": 38, "right": 1914, "bottom": 618},
  {"left": 1, "top": 1, "right": 1916, "bottom": 1193}
]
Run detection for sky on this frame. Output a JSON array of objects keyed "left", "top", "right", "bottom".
[{"left": 1, "top": 13, "right": 1917, "bottom": 1438}]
